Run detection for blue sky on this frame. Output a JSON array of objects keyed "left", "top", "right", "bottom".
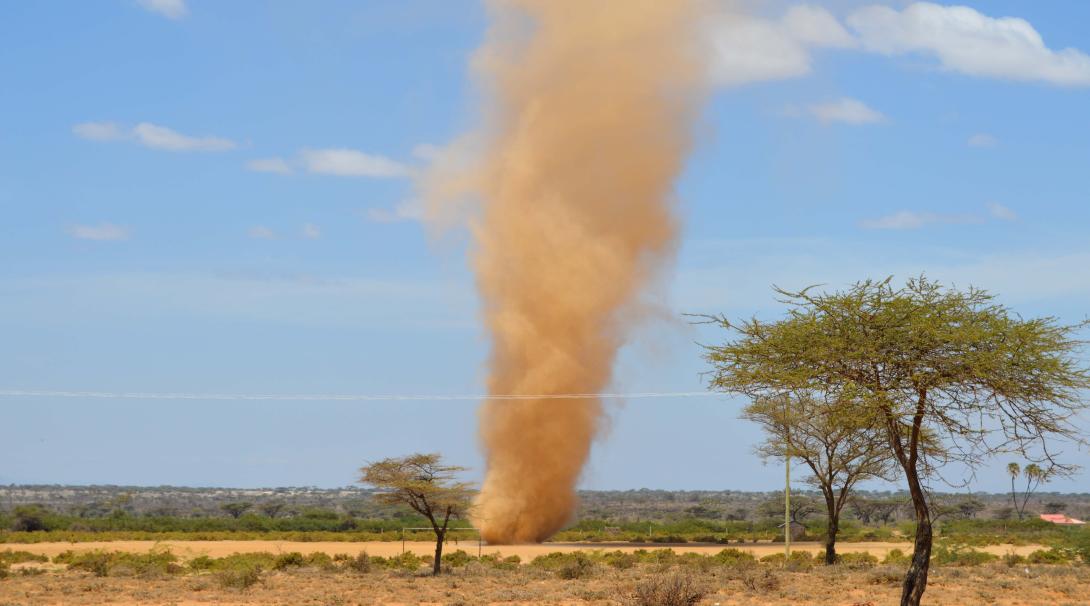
[{"left": 2, "top": 1, "right": 1089, "bottom": 493}]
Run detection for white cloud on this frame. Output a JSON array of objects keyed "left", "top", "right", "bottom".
[
  {"left": 806, "top": 97, "right": 885, "bottom": 124},
  {"left": 301, "top": 223, "right": 321, "bottom": 239},
  {"left": 988, "top": 202, "right": 1018, "bottom": 221},
  {"left": 68, "top": 223, "right": 129, "bottom": 241},
  {"left": 137, "top": 0, "right": 187, "bottom": 20},
  {"left": 860, "top": 210, "right": 982, "bottom": 230},
  {"left": 706, "top": 5, "right": 854, "bottom": 87},
  {"left": 72, "top": 122, "right": 125, "bottom": 142},
  {"left": 364, "top": 199, "right": 424, "bottom": 223},
  {"left": 248, "top": 226, "right": 276, "bottom": 239},
  {"left": 848, "top": 2, "right": 1090, "bottom": 86},
  {"left": 133, "top": 123, "right": 235, "bottom": 152},
  {"left": 246, "top": 157, "right": 293, "bottom": 175},
  {"left": 300, "top": 148, "right": 409, "bottom": 178},
  {"left": 967, "top": 133, "right": 999, "bottom": 148}
]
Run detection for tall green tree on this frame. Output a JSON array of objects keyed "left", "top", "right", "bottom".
[
  {"left": 742, "top": 392, "right": 896, "bottom": 564},
  {"left": 701, "top": 277, "right": 1088, "bottom": 606},
  {"left": 359, "top": 453, "right": 473, "bottom": 575}
]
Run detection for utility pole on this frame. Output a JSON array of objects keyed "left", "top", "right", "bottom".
[{"left": 785, "top": 455, "right": 791, "bottom": 561}]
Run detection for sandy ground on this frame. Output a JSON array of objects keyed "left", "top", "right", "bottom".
[{"left": 1, "top": 539, "right": 1047, "bottom": 560}]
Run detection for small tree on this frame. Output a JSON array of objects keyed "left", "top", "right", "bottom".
[
  {"left": 849, "top": 496, "right": 904, "bottom": 526},
  {"left": 359, "top": 453, "right": 473, "bottom": 575},
  {"left": 742, "top": 392, "right": 895, "bottom": 564},
  {"left": 701, "top": 278, "right": 1089, "bottom": 606},
  {"left": 1007, "top": 462, "right": 1050, "bottom": 520},
  {"left": 259, "top": 502, "right": 286, "bottom": 519},
  {"left": 221, "top": 502, "right": 252, "bottom": 519}
]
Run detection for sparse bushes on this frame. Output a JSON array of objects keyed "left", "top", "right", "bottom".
[
  {"left": 215, "top": 565, "right": 262, "bottom": 590},
  {"left": 626, "top": 572, "right": 707, "bottom": 606},
  {"left": 930, "top": 544, "right": 998, "bottom": 566},
  {"left": 531, "top": 552, "right": 596, "bottom": 579},
  {"left": 54, "top": 549, "right": 180, "bottom": 577},
  {"left": 0, "top": 550, "right": 48, "bottom": 565},
  {"left": 272, "top": 551, "right": 306, "bottom": 570},
  {"left": 834, "top": 552, "right": 879, "bottom": 569},
  {"left": 740, "top": 567, "right": 781, "bottom": 592},
  {"left": 711, "top": 548, "right": 756, "bottom": 567}
]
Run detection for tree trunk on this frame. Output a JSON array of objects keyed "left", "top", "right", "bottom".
[
  {"left": 824, "top": 514, "right": 839, "bottom": 565},
  {"left": 900, "top": 468, "right": 932, "bottom": 606},
  {"left": 822, "top": 491, "right": 838, "bottom": 565},
  {"left": 432, "top": 530, "right": 445, "bottom": 575}
]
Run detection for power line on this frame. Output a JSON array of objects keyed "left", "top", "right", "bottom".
[{"left": 0, "top": 389, "right": 719, "bottom": 402}]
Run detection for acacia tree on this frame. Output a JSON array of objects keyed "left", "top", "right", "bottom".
[
  {"left": 743, "top": 392, "right": 895, "bottom": 564},
  {"left": 1007, "top": 462, "right": 1050, "bottom": 520},
  {"left": 701, "top": 277, "right": 1088, "bottom": 606},
  {"left": 359, "top": 453, "right": 473, "bottom": 575}
]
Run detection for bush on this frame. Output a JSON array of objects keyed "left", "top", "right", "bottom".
[
  {"left": 55, "top": 549, "right": 180, "bottom": 578},
  {"left": 557, "top": 554, "right": 595, "bottom": 580},
  {"left": 758, "top": 551, "right": 815, "bottom": 571},
  {"left": 711, "top": 548, "right": 756, "bottom": 567},
  {"left": 867, "top": 566, "right": 904, "bottom": 585},
  {"left": 882, "top": 549, "right": 910, "bottom": 566},
  {"left": 304, "top": 552, "right": 335, "bottom": 570},
  {"left": 626, "top": 572, "right": 707, "bottom": 606},
  {"left": 272, "top": 552, "right": 305, "bottom": 570},
  {"left": 931, "top": 544, "right": 998, "bottom": 567},
  {"left": 0, "top": 550, "right": 48, "bottom": 565},
  {"left": 442, "top": 549, "right": 474, "bottom": 568},
  {"left": 1027, "top": 547, "right": 1074, "bottom": 565},
  {"left": 0, "top": 562, "right": 9, "bottom": 580},
  {"left": 604, "top": 551, "right": 637, "bottom": 569},
  {"left": 1002, "top": 553, "right": 1026, "bottom": 567},
  {"left": 9, "top": 506, "right": 49, "bottom": 532},
  {"left": 215, "top": 565, "right": 262, "bottom": 590},
  {"left": 741, "top": 568, "right": 781, "bottom": 592},
  {"left": 835, "top": 552, "right": 879, "bottom": 569},
  {"left": 345, "top": 551, "right": 372, "bottom": 573}
]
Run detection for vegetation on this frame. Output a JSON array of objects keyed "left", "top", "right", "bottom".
[
  {"left": 359, "top": 452, "right": 473, "bottom": 575},
  {"left": 1008, "top": 462, "right": 1051, "bottom": 521},
  {"left": 741, "top": 392, "right": 894, "bottom": 563},
  {"left": 701, "top": 277, "right": 1090, "bottom": 606}
]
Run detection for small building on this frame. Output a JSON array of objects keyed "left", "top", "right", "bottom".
[{"left": 1039, "top": 513, "right": 1086, "bottom": 525}]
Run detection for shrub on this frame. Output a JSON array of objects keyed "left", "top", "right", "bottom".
[
  {"left": 1002, "top": 553, "right": 1026, "bottom": 567},
  {"left": 835, "top": 552, "right": 879, "bottom": 569},
  {"left": 345, "top": 551, "right": 372, "bottom": 573},
  {"left": 882, "top": 549, "right": 909, "bottom": 566},
  {"left": 9, "top": 506, "right": 49, "bottom": 532},
  {"left": 215, "top": 565, "right": 262, "bottom": 590},
  {"left": 272, "top": 552, "right": 305, "bottom": 570},
  {"left": 442, "top": 549, "right": 474, "bottom": 568},
  {"left": 0, "top": 550, "right": 48, "bottom": 565},
  {"left": 626, "top": 572, "right": 707, "bottom": 606},
  {"left": 867, "top": 566, "right": 904, "bottom": 585},
  {"left": 304, "top": 552, "right": 335, "bottom": 570},
  {"left": 1027, "top": 547, "right": 1074, "bottom": 565},
  {"left": 0, "top": 562, "right": 9, "bottom": 580},
  {"left": 758, "top": 551, "right": 815, "bottom": 571},
  {"left": 557, "top": 554, "right": 595, "bottom": 580},
  {"left": 931, "top": 544, "right": 998, "bottom": 567},
  {"left": 188, "top": 555, "right": 215, "bottom": 571},
  {"left": 711, "top": 548, "right": 756, "bottom": 567},
  {"left": 740, "top": 568, "right": 781, "bottom": 592},
  {"left": 601, "top": 551, "right": 636, "bottom": 569}
]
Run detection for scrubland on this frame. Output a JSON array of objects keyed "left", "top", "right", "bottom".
[{"left": 3, "top": 543, "right": 1090, "bottom": 605}]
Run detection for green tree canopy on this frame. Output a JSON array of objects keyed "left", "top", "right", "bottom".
[
  {"left": 359, "top": 453, "right": 474, "bottom": 575},
  {"left": 701, "top": 277, "right": 1089, "bottom": 606}
]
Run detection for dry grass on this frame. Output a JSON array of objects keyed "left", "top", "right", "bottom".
[{"left": 2, "top": 552, "right": 1088, "bottom": 605}]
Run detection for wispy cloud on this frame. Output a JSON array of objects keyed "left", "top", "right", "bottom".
[
  {"left": 133, "top": 123, "right": 235, "bottom": 152},
  {"left": 860, "top": 210, "right": 983, "bottom": 230},
  {"left": 72, "top": 122, "right": 125, "bottom": 142},
  {"left": 73, "top": 121, "right": 235, "bottom": 152},
  {"left": 848, "top": 2, "right": 1090, "bottom": 87},
  {"left": 301, "top": 223, "right": 321, "bottom": 239},
  {"left": 137, "top": 0, "right": 187, "bottom": 20},
  {"left": 248, "top": 226, "right": 276, "bottom": 239},
  {"left": 988, "top": 202, "right": 1018, "bottom": 221},
  {"left": 364, "top": 199, "right": 424, "bottom": 223},
  {"left": 805, "top": 97, "right": 885, "bottom": 125},
  {"left": 967, "top": 133, "right": 999, "bottom": 148},
  {"left": 246, "top": 157, "right": 293, "bottom": 175},
  {"left": 300, "top": 148, "right": 409, "bottom": 178},
  {"left": 68, "top": 223, "right": 129, "bottom": 241}
]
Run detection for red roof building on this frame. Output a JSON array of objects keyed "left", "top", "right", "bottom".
[{"left": 1039, "top": 513, "right": 1086, "bottom": 525}]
